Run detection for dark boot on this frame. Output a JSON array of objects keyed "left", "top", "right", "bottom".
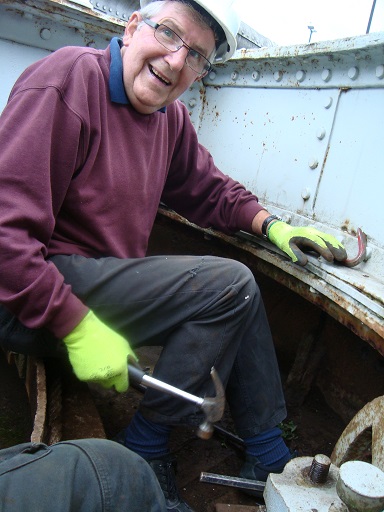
[
  {"left": 148, "top": 454, "right": 194, "bottom": 512},
  {"left": 239, "top": 451, "right": 298, "bottom": 497}
]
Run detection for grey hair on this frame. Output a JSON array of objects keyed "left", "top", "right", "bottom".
[{"left": 138, "top": 0, "right": 225, "bottom": 52}]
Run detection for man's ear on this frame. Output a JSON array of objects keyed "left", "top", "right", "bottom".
[{"left": 122, "top": 11, "right": 142, "bottom": 46}]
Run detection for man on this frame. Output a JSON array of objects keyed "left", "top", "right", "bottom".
[
  {"left": 0, "top": 438, "right": 167, "bottom": 511},
  {"left": 0, "top": 0, "right": 347, "bottom": 510}
]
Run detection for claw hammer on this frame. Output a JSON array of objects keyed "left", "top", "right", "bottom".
[{"left": 128, "top": 364, "right": 225, "bottom": 440}]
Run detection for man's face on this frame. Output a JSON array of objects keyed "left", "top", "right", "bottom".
[{"left": 121, "top": 3, "right": 216, "bottom": 114}]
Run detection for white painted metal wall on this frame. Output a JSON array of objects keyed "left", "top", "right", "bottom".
[{"left": 179, "top": 35, "right": 384, "bottom": 342}]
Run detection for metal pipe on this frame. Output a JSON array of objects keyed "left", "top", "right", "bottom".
[{"left": 200, "top": 472, "right": 265, "bottom": 493}]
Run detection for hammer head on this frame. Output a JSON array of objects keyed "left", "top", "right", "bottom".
[{"left": 197, "top": 367, "right": 225, "bottom": 440}]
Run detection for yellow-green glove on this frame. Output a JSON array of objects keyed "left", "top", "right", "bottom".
[
  {"left": 63, "top": 311, "right": 137, "bottom": 392},
  {"left": 267, "top": 221, "right": 347, "bottom": 266}
]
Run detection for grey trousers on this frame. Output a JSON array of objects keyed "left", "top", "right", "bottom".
[
  {"left": 1, "top": 255, "right": 287, "bottom": 438},
  {"left": 0, "top": 439, "right": 167, "bottom": 511}
]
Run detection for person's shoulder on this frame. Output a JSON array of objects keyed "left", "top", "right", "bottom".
[
  {"left": 12, "top": 45, "right": 108, "bottom": 96},
  {"left": 47, "top": 45, "right": 107, "bottom": 75}
]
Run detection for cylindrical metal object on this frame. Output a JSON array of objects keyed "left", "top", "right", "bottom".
[
  {"left": 200, "top": 472, "right": 265, "bottom": 493},
  {"left": 308, "top": 454, "right": 331, "bottom": 484}
]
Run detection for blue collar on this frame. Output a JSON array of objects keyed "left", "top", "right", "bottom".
[{"left": 109, "top": 37, "right": 166, "bottom": 113}]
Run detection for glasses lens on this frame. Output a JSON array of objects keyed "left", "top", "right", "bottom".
[
  {"left": 155, "top": 24, "right": 210, "bottom": 75},
  {"left": 185, "top": 52, "right": 211, "bottom": 75},
  {"left": 155, "top": 25, "right": 181, "bottom": 51}
]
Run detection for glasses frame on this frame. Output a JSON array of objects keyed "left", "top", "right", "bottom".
[{"left": 143, "top": 18, "right": 212, "bottom": 77}]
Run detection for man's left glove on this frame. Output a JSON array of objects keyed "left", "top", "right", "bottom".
[{"left": 267, "top": 221, "right": 347, "bottom": 266}]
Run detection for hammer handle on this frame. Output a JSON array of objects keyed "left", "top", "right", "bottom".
[{"left": 128, "top": 364, "right": 204, "bottom": 407}]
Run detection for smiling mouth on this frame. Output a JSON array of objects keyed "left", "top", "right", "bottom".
[{"left": 149, "top": 65, "right": 171, "bottom": 86}]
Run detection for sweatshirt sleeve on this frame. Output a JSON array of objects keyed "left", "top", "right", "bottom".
[
  {"left": 0, "top": 73, "right": 89, "bottom": 338},
  {"left": 162, "top": 101, "right": 264, "bottom": 234}
]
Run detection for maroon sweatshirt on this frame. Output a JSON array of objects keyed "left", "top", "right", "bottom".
[{"left": 0, "top": 39, "right": 263, "bottom": 338}]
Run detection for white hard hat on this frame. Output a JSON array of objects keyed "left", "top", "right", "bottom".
[{"left": 139, "top": 0, "right": 241, "bottom": 62}]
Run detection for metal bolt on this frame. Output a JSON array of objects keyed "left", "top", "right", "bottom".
[
  {"left": 231, "top": 71, "right": 238, "bottom": 81},
  {"left": 296, "top": 70, "right": 306, "bottom": 82},
  {"left": 348, "top": 66, "right": 359, "bottom": 80},
  {"left": 308, "top": 158, "right": 319, "bottom": 169},
  {"left": 208, "top": 71, "right": 216, "bottom": 80},
  {"left": 252, "top": 71, "right": 260, "bottom": 81},
  {"left": 188, "top": 98, "right": 197, "bottom": 108},
  {"left": 322, "top": 69, "right": 332, "bottom": 82},
  {"left": 317, "top": 128, "right": 326, "bottom": 140},
  {"left": 376, "top": 64, "right": 384, "bottom": 79},
  {"left": 282, "top": 214, "right": 292, "bottom": 224},
  {"left": 40, "top": 28, "right": 51, "bottom": 40},
  {"left": 309, "top": 454, "right": 331, "bottom": 484},
  {"left": 274, "top": 70, "right": 283, "bottom": 82},
  {"left": 301, "top": 188, "right": 311, "bottom": 200},
  {"left": 324, "top": 97, "right": 333, "bottom": 109}
]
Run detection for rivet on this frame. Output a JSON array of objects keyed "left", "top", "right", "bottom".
[
  {"left": 376, "top": 64, "right": 384, "bottom": 79},
  {"left": 188, "top": 98, "right": 197, "bottom": 108},
  {"left": 282, "top": 214, "right": 292, "bottom": 224},
  {"left": 40, "top": 28, "right": 51, "bottom": 40},
  {"left": 321, "top": 68, "right": 332, "bottom": 82},
  {"left": 317, "top": 128, "right": 326, "bottom": 140},
  {"left": 296, "top": 70, "right": 306, "bottom": 82},
  {"left": 274, "top": 70, "right": 283, "bottom": 82},
  {"left": 231, "top": 71, "right": 238, "bottom": 80},
  {"left": 308, "top": 158, "right": 319, "bottom": 169},
  {"left": 348, "top": 66, "right": 359, "bottom": 80},
  {"left": 252, "top": 71, "right": 260, "bottom": 81},
  {"left": 301, "top": 188, "right": 311, "bottom": 200},
  {"left": 208, "top": 71, "right": 216, "bottom": 80},
  {"left": 324, "top": 97, "right": 333, "bottom": 109},
  {"left": 122, "top": 13, "right": 127, "bottom": 18}
]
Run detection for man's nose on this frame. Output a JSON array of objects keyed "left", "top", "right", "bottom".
[{"left": 164, "top": 46, "right": 189, "bottom": 72}]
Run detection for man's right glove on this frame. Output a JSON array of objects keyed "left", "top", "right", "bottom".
[
  {"left": 63, "top": 310, "right": 137, "bottom": 392},
  {"left": 267, "top": 221, "right": 347, "bottom": 266}
]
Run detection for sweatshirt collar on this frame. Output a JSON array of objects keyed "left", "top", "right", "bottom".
[{"left": 109, "top": 37, "right": 166, "bottom": 113}]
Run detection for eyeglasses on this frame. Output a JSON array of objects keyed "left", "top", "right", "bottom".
[{"left": 143, "top": 18, "right": 212, "bottom": 77}]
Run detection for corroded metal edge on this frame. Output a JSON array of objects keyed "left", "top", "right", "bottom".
[{"left": 156, "top": 207, "right": 384, "bottom": 357}]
